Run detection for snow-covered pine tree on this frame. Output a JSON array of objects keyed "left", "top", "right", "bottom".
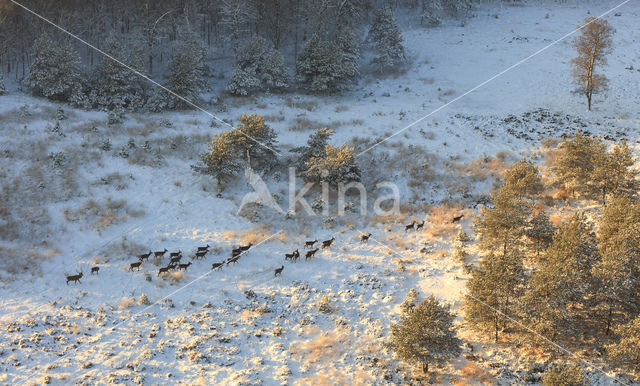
[
  {"left": 291, "top": 127, "right": 334, "bottom": 171},
  {"left": 502, "top": 159, "right": 544, "bottom": 201},
  {"left": 92, "top": 37, "right": 147, "bottom": 111},
  {"left": 227, "top": 37, "right": 288, "bottom": 95},
  {"left": 421, "top": 0, "right": 443, "bottom": 26},
  {"left": 590, "top": 139, "right": 637, "bottom": 203},
  {"left": 305, "top": 143, "right": 361, "bottom": 184},
  {"left": 296, "top": 34, "right": 343, "bottom": 93},
  {"left": 464, "top": 250, "right": 525, "bottom": 342},
  {"left": 28, "top": 35, "right": 86, "bottom": 104},
  {"left": 0, "top": 72, "right": 6, "bottom": 95},
  {"left": 369, "top": 9, "right": 406, "bottom": 71},
  {"left": 335, "top": 28, "right": 360, "bottom": 85},
  {"left": 552, "top": 130, "right": 607, "bottom": 198},
  {"left": 148, "top": 38, "right": 207, "bottom": 111},
  {"left": 387, "top": 294, "right": 461, "bottom": 373}
]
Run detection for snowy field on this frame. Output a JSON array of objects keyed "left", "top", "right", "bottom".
[{"left": 1, "top": 0, "right": 639, "bottom": 384}]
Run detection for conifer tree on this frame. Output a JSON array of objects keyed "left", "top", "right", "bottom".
[
  {"left": 296, "top": 34, "right": 343, "bottom": 93},
  {"left": 92, "top": 38, "right": 147, "bottom": 111},
  {"left": 524, "top": 209, "right": 556, "bottom": 259},
  {"left": 465, "top": 250, "right": 525, "bottom": 342},
  {"left": 28, "top": 35, "right": 85, "bottom": 103},
  {"left": 590, "top": 139, "right": 637, "bottom": 204},
  {"left": 230, "top": 113, "right": 279, "bottom": 171},
  {"left": 387, "top": 294, "right": 461, "bottom": 373},
  {"left": 606, "top": 315, "right": 640, "bottom": 374},
  {"left": 502, "top": 159, "right": 544, "bottom": 201},
  {"left": 227, "top": 37, "right": 288, "bottom": 95},
  {"left": 522, "top": 214, "right": 598, "bottom": 341},
  {"left": 305, "top": 143, "right": 361, "bottom": 184},
  {"left": 541, "top": 363, "right": 589, "bottom": 386},
  {"left": 335, "top": 28, "right": 360, "bottom": 84},
  {"left": 0, "top": 73, "right": 6, "bottom": 95},
  {"left": 593, "top": 195, "right": 640, "bottom": 334},
  {"left": 552, "top": 131, "right": 607, "bottom": 198},
  {"left": 473, "top": 188, "right": 531, "bottom": 256},
  {"left": 192, "top": 131, "right": 242, "bottom": 188},
  {"left": 369, "top": 9, "right": 406, "bottom": 71},
  {"left": 291, "top": 127, "right": 334, "bottom": 171}
]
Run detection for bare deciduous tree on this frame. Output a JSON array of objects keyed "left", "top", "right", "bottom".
[{"left": 570, "top": 17, "right": 614, "bottom": 111}]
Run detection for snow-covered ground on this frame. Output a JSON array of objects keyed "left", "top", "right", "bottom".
[{"left": 1, "top": 1, "right": 639, "bottom": 384}]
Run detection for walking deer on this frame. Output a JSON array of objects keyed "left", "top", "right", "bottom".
[
  {"left": 90, "top": 266, "right": 100, "bottom": 275},
  {"left": 416, "top": 221, "right": 425, "bottom": 230},
  {"left": 321, "top": 237, "right": 335, "bottom": 249},
  {"left": 304, "top": 239, "right": 318, "bottom": 248},
  {"left": 197, "top": 244, "right": 210, "bottom": 252},
  {"left": 129, "top": 261, "right": 142, "bottom": 271},
  {"left": 211, "top": 262, "right": 224, "bottom": 270},
  {"left": 238, "top": 243, "right": 253, "bottom": 252},
  {"left": 360, "top": 233, "right": 372, "bottom": 243},
  {"left": 452, "top": 214, "right": 464, "bottom": 223},
  {"left": 178, "top": 262, "right": 192, "bottom": 271},
  {"left": 305, "top": 248, "right": 319, "bottom": 260},
  {"left": 285, "top": 249, "right": 299, "bottom": 261},
  {"left": 274, "top": 265, "right": 284, "bottom": 277},
  {"left": 169, "top": 250, "right": 182, "bottom": 258},
  {"left": 66, "top": 272, "right": 83, "bottom": 285},
  {"left": 169, "top": 255, "right": 182, "bottom": 265},
  {"left": 405, "top": 221, "right": 416, "bottom": 232},
  {"left": 158, "top": 266, "right": 171, "bottom": 276},
  {"left": 194, "top": 250, "right": 208, "bottom": 259},
  {"left": 138, "top": 251, "right": 152, "bottom": 261},
  {"left": 154, "top": 248, "right": 168, "bottom": 258}
]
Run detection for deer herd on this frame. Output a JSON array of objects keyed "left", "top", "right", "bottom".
[{"left": 65, "top": 214, "right": 464, "bottom": 285}]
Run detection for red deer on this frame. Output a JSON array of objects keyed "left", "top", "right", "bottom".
[
  {"left": 322, "top": 237, "right": 335, "bottom": 249},
  {"left": 211, "top": 262, "right": 224, "bottom": 270},
  {"left": 304, "top": 239, "right": 318, "bottom": 248},
  {"left": 285, "top": 249, "right": 299, "bottom": 261},
  {"left": 154, "top": 248, "right": 168, "bottom": 258},
  {"left": 416, "top": 221, "right": 425, "bottom": 230},
  {"left": 169, "top": 250, "right": 182, "bottom": 258},
  {"left": 129, "top": 261, "right": 142, "bottom": 271},
  {"left": 197, "top": 244, "right": 210, "bottom": 252},
  {"left": 305, "top": 248, "right": 319, "bottom": 260},
  {"left": 232, "top": 248, "right": 243, "bottom": 257},
  {"left": 405, "top": 221, "right": 416, "bottom": 232},
  {"left": 194, "top": 250, "right": 208, "bottom": 259},
  {"left": 138, "top": 251, "right": 152, "bottom": 261},
  {"left": 228, "top": 255, "right": 241, "bottom": 264},
  {"left": 360, "top": 233, "right": 372, "bottom": 243},
  {"left": 90, "top": 266, "right": 100, "bottom": 275},
  {"left": 66, "top": 272, "right": 83, "bottom": 285},
  {"left": 169, "top": 255, "right": 182, "bottom": 265},
  {"left": 274, "top": 265, "right": 284, "bottom": 276},
  {"left": 452, "top": 214, "right": 464, "bottom": 223},
  {"left": 178, "top": 262, "right": 192, "bottom": 271},
  {"left": 158, "top": 266, "right": 171, "bottom": 276},
  {"left": 238, "top": 243, "right": 252, "bottom": 252}
]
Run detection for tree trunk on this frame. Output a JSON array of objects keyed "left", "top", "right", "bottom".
[
  {"left": 605, "top": 306, "right": 612, "bottom": 335},
  {"left": 422, "top": 362, "right": 428, "bottom": 373}
]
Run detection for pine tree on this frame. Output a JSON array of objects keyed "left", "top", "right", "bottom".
[
  {"left": 502, "top": 159, "right": 544, "bottom": 201},
  {"left": 305, "top": 143, "right": 361, "bottom": 184},
  {"left": 148, "top": 38, "right": 207, "bottom": 111},
  {"left": 227, "top": 37, "right": 288, "bottom": 95},
  {"left": 606, "top": 315, "right": 640, "bottom": 374},
  {"left": 0, "top": 72, "right": 6, "bottom": 95},
  {"left": 230, "top": 113, "right": 279, "bottom": 171},
  {"left": 590, "top": 139, "right": 637, "bottom": 204},
  {"left": 369, "top": 9, "right": 406, "bottom": 71},
  {"left": 387, "top": 294, "right": 461, "bottom": 373},
  {"left": 291, "top": 127, "right": 334, "bottom": 171},
  {"left": 28, "top": 35, "right": 85, "bottom": 103},
  {"left": 296, "top": 34, "right": 344, "bottom": 93},
  {"left": 92, "top": 38, "right": 147, "bottom": 111},
  {"left": 552, "top": 131, "right": 607, "bottom": 198},
  {"left": 524, "top": 209, "right": 556, "bottom": 259},
  {"left": 593, "top": 195, "right": 640, "bottom": 334},
  {"left": 522, "top": 214, "right": 598, "bottom": 342},
  {"left": 473, "top": 188, "right": 531, "bottom": 256},
  {"left": 335, "top": 28, "right": 360, "bottom": 84},
  {"left": 192, "top": 130, "right": 242, "bottom": 188},
  {"left": 541, "top": 363, "right": 589, "bottom": 386},
  {"left": 465, "top": 250, "right": 525, "bottom": 342}
]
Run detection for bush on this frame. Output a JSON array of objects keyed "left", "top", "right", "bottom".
[{"left": 541, "top": 363, "right": 588, "bottom": 386}]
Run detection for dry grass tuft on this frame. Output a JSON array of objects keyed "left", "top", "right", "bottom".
[
  {"left": 424, "top": 204, "right": 471, "bottom": 242},
  {"left": 456, "top": 363, "right": 494, "bottom": 385},
  {"left": 118, "top": 297, "right": 136, "bottom": 309},
  {"left": 223, "top": 225, "right": 287, "bottom": 245}
]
